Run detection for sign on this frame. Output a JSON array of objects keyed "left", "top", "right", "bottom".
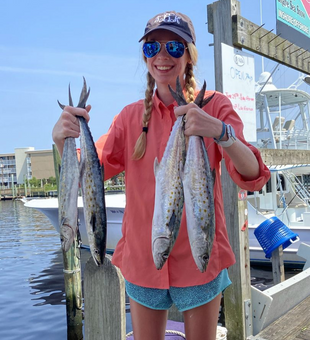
[
  {"left": 276, "top": 0, "right": 310, "bottom": 50},
  {"left": 221, "top": 43, "right": 256, "bottom": 142}
]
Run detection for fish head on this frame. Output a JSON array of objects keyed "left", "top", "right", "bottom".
[
  {"left": 91, "top": 247, "right": 104, "bottom": 266},
  {"left": 152, "top": 236, "right": 171, "bottom": 270},
  {"left": 191, "top": 239, "right": 211, "bottom": 273},
  {"left": 60, "top": 218, "right": 76, "bottom": 252},
  {"left": 90, "top": 234, "right": 106, "bottom": 266}
]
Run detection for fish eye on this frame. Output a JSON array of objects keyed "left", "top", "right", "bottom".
[
  {"left": 162, "top": 253, "right": 169, "bottom": 260},
  {"left": 202, "top": 254, "right": 209, "bottom": 262}
]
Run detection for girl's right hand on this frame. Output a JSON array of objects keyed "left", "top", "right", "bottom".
[{"left": 52, "top": 104, "right": 91, "bottom": 155}]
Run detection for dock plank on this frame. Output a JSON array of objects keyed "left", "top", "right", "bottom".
[
  {"left": 255, "top": 295, "right": 310, "bottom": 340},
  {"left": 295, "top": 325, "right": 310, "bottom": 340}
]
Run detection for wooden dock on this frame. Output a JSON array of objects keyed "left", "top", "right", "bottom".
[{"left": 249, "top": 295, "right": 310, "bottom": 340}]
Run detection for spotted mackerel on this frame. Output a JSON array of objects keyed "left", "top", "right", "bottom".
[
  {"left": 169, "top": 77, "right": 216, "bottom": 272},
  {"left": 57, "top": 88, "right": 81, "bottom": 252},
  {"left": 58, "top": 78, "right": 107, "bottom": 266},
  {"left": 152, "top": 115, "right": 186, "bottom": 270}
]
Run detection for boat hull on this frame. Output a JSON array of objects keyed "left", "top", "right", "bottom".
[
  {"left": 24, "top": 193, "right": 309, "bottom": 266},
  {"left": 24, "top": 194, "right": 125, "bottom": 253}
]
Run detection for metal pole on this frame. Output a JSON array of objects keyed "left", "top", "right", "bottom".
[{"left": 0, "top": 160, "right": 4, "bottom": 197}]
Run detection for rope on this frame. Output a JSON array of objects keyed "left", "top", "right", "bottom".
[
  {"left": 63, "top": 268, "right": 81, "bottom": 274},
  {"left": 126, "top": 326, "right": 227, "bottom": 339},
  {"left": 126, "top": 329, "right": 186, "bottom": 338}
]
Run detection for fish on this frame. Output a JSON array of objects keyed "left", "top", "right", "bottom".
[
  {"left": 169, "top": 77, "right": 216, "bottom": 272},
  {"left": 152, "top": 115, "right": 186, "bottom": 270},
  {"left": 58, "top": 78, "right": 107, "bottom": 266},
  {"left": 57, "top": 87, "right": 81, "bottom": 252}
]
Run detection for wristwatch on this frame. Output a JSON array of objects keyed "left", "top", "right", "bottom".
[{"left": 214, "top": 123, "right": 237, "bottom": 148}]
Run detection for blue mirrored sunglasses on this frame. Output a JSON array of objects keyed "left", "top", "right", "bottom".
[{"left": 143, "top": 41, "right": 187, "bottom": 59}]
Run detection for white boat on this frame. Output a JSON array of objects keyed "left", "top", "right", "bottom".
[
  {"left": 248, "top": 72, "right": 310, "bottom": 266},
  {"left": 24, "top": 192, "right": 125, "bottom": 253}
]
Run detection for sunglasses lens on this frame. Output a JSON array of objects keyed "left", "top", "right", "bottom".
[
  {"left": 142, "top": 41, "right": 186, "bottom": 58},
  {"left": 166, "top": 41, "right": 185, "bottom": 58},
  {"left": 143, "top": 42, "right": 160, "bottom": 58}
]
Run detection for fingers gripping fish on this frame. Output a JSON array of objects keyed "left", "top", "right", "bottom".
[
  {"left": 58, "top": 78, "right": 107, "bottom": 266},
  {"left": 169, "top": 77, "right": 216, "bottom": 272}
]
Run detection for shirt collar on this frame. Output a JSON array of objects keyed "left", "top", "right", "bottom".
[{"left": 153, "top": 89, "right": 177, "bottom": 118}]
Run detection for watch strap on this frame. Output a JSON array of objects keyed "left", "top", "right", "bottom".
[
  {"left": 213, "top": 121, "right": 226, "bottom": 143},
  {"left": 215, "top": 124, "right": 237, "bottom": 148}
]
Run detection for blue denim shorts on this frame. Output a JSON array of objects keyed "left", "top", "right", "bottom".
[{"left": 125, "top": 269, "right": 231, "bottom": 312}]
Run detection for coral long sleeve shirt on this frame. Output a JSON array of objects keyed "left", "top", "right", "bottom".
[{"left": 95, "top": 90, "right": 270, "bottom": 289}]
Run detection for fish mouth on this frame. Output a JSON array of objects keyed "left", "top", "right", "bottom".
[
  {"left": 92, "top": 246, "right": 105, "bottom": 266},
  {"left": 93, "top": 256, "right": 101, "bottom": 266},
  {"left": 152, "top": 237, "right": 171, "bottom": 270},
  {"left": 155, "top": 253, "right": 169, "bottom": 270}
]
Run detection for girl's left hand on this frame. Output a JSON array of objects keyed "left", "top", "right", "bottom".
[{"left": 174, "top": 103, "right": 224, "bottom": 140}]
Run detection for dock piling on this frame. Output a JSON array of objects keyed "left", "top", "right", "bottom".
[{"left": 84, "top": 254, "right": 126, "bottom": 340}]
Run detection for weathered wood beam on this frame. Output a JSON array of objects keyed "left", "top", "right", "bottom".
[
  {"left": 231, "top": 14, "right": 310, "bottom": 75},
  {"left": 259, "top": 148, "right": 310, "bottom": 166},
  {"left": 84, "top": 255, "right": 126, "bottom": 340},
  {"left": 208, "top": 1, "right": 252, "bottom": 339}
]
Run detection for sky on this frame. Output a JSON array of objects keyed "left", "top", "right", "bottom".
[{"left": 1, "top": 0, "right": 309, "bottom": 154}]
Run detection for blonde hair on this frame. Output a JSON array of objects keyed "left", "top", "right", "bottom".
[{"left": 132, "top": 42, "right": 198, "bottom": 160}]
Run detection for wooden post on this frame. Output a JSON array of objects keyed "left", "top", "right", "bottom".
[
  {"left": 84, "top": 254, "right": 126, "bottom": 340},
  {"left": 271, "top": 246, "right": 285, "bottom": 284},
  {"left": 52, "top": 144, "right": 61, "bottom": 192},
  {"left": 208, "top": 1, "right": 252, "bottom": 339},
  {"left": 63, "top": 243, "right": 83, "bottom": 340},
  {"left": 53, "top": 143, "right": 83, "bottom": 340}
]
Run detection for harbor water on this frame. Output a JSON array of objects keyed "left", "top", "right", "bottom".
[{"left": 0, "top": 200, "right": 301, "bottom": 339}]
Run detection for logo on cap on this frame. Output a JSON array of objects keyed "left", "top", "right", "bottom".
[{"left": 154, "top": 13, "right": 182, "bottom": 25}]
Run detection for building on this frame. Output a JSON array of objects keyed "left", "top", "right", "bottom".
[
  {"left": 0, "top": 148, "right": 55, "bottom": 189},
  {"left": 26, "top": 149, "right": 55, "bottom": 181}
]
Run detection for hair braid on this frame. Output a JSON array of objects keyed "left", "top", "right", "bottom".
[
  {"left": 185, "top": 63, "right": 196, "bottom": 103},
  {"left": 132, "top": 72, "right": 155, "bottom": 160}
]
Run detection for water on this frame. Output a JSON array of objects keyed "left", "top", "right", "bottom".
[{"left": 0, "top": 200, "right": 301, "bottom": 339}]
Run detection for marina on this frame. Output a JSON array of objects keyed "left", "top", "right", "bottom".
[
  {"left": 0, "top": 199, "right": 303, "bottom": 340},
  {"left": 1, "top": 0, "right": 310, "bottom": 339}
]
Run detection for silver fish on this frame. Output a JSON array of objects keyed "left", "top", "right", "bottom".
[
  {"left": 57, "top": 87, "right": 81, "bottom": 252},
  {"left": 183, "top": 137, "right": 216, "bottom": 272},
  {"left": 152, "top": 115, "right": 186, "bottom": 270},
  {"left": 58, "top": 78, "right": 107, "bottom": 266},
  {"left": 169, "top": 77, "right": 216, "bottom": 272}
]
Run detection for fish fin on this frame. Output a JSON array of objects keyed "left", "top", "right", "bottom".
[
  {"left": 154, "top": 157, "right": 159, "bottom": 176},
  {"left": 101, "top": 164, "right": 105, "bottom": 186},
  {"left": 90, "top": 213, "right": 96, "bottom": 233},
  {"left": 57, "top": 100, "right": 65, "bottom": 110},
  {"left": 194, "top": 81, "right": 207, "bottom": 107},
  {"left": 212, "top": 168, "right": 216, "bottom": 186},
  {"left": 168, "top": 76, "right": 187, "bottom": 106},
  {"left": 179, "top": 157, "right": 185, "bottom": 181},
  {"left": 79, "top": 156, "right": 85, "bottom": 184},
  {"left": 68, "top": 84, "right": 74, "bottom": 107},
  {"left": 168, "top": 212, "right": 176, "bottom": 233},
  {"left": 200, "top": 91, "right": 216, "bottom": 108},
  {"left": 77, "top": 77, "right": 90, "bottom": 108}
]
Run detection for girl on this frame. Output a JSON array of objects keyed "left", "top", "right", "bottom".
[{"left": 52, "top": 11, "right": 270, "bottom": 340}]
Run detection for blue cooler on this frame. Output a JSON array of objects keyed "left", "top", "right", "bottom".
[{"left": 254, "top": 216, "right": 299, "bottom": 259}]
